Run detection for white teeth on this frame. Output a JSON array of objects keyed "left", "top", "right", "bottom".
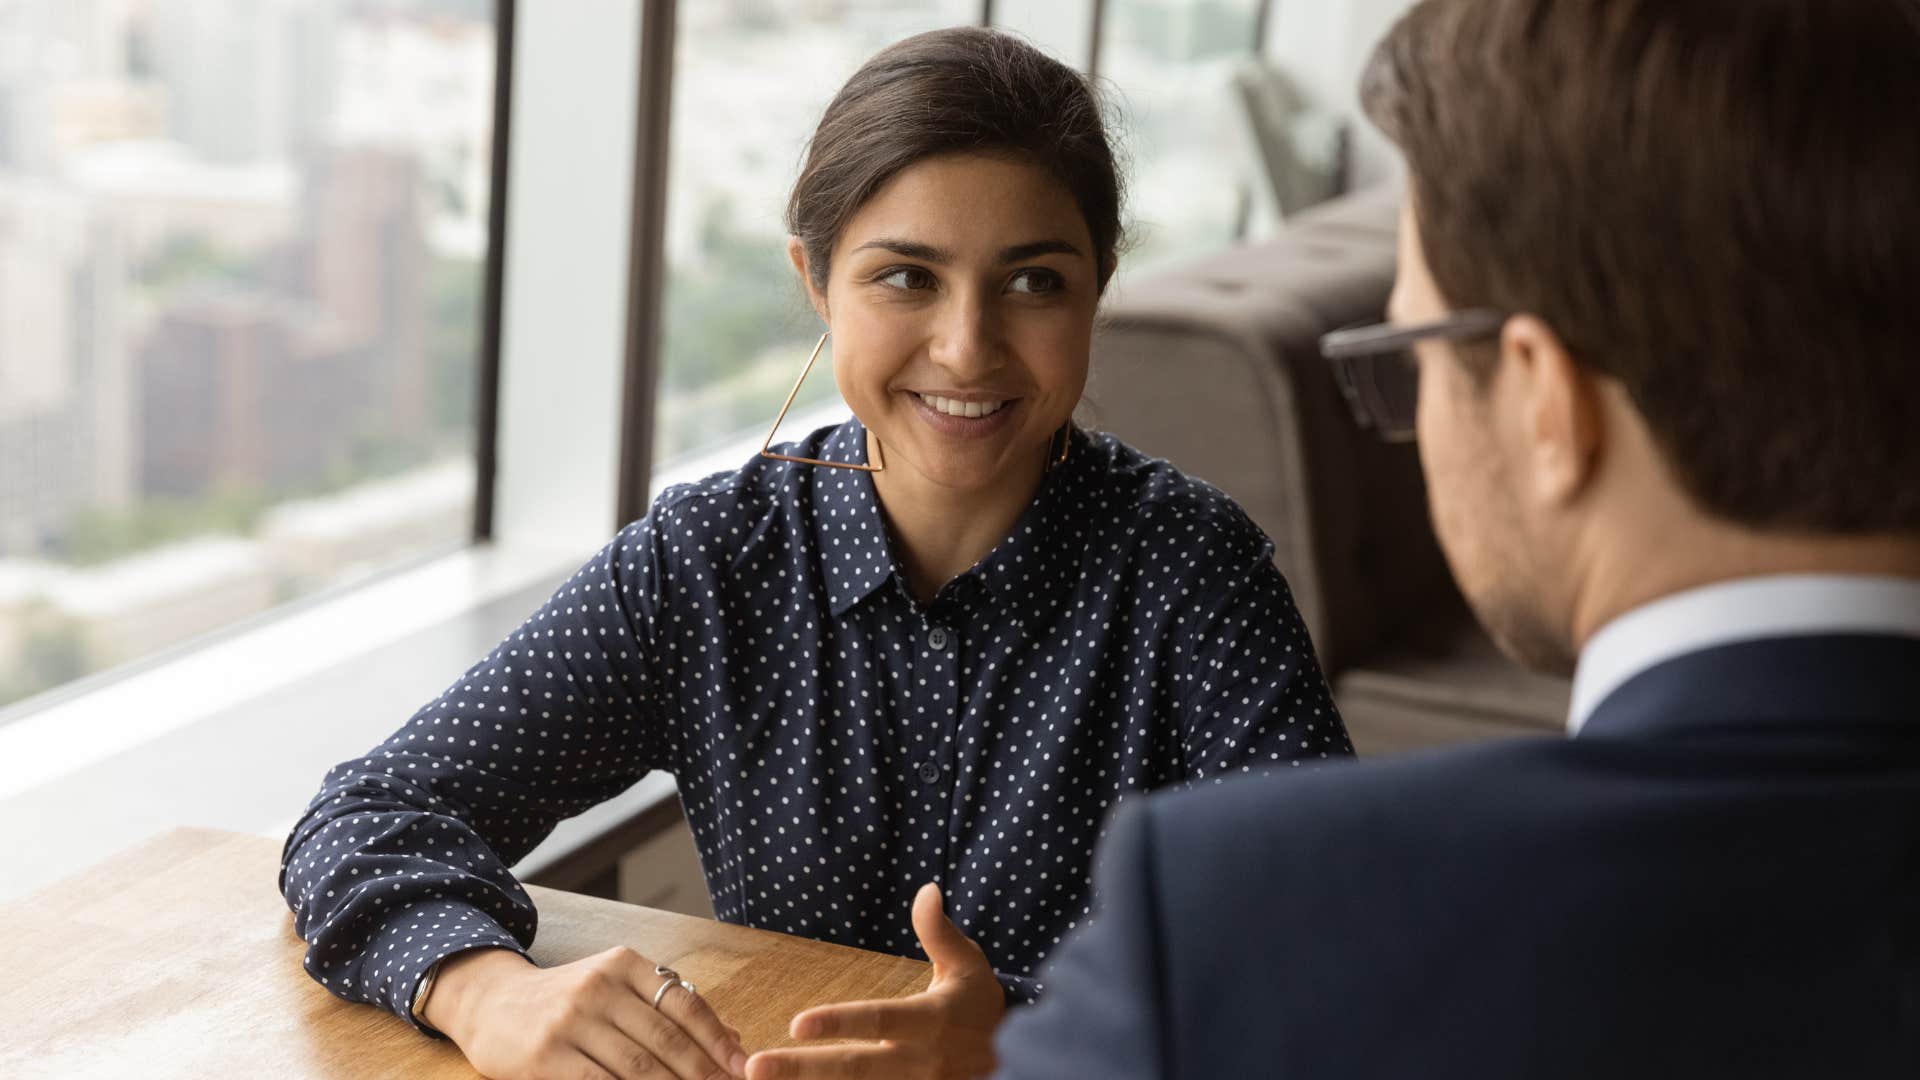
[{"left": 918, "top": 393, "right": 1006, "bottom": 419}]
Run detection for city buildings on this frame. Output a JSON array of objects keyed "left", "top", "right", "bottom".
[{"left": 0, "top": 0, "right": 491, "bottom": 707}]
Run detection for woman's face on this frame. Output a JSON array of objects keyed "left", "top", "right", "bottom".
[{"left": 794, "top": 152, "right": 1101, "bottom": 494}]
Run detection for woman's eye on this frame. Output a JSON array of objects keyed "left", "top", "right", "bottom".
[
  {"left": 877, "top": 267, "right": 935, "bottom": 291},
  {"left": 1008, "top": 269, "right": 1065, "bottom": 295}
]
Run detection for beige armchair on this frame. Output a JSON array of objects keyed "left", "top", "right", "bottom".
[{"left": 1086, "top": 184, "right": 1570, "bottom": 755}]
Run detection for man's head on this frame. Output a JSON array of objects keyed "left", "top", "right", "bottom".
[{"left": 1361, "top": 0, "right": 1920, "bottom": 673}]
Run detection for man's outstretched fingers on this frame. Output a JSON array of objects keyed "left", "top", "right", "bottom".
[
  {"left": 790, "top": 996, "right": 930, "bottom": 1042},
  {"left": 748, "top": 1042, "right": 926, "bottom": 1080}
]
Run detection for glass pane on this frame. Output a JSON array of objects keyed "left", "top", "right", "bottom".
[
  {"left": 990, "top": 0, "right": 1094, "bottom": 70},
  {"left": 1100, "top": 0, "right": 1263, "bottom": 275},
  {"left": 655, "top": 0, "right": 978, "bottom": 464},
  {"left": 0, "top": 0, "right": 496, "bottom": 710}
]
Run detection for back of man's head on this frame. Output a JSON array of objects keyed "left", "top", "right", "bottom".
[{"left": 1364, "top": 0, "right": 1920, "bottom": 534}]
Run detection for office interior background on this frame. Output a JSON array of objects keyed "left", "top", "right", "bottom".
[{"left": 0, "top": 0, "right": 1435, "bottom": 903}]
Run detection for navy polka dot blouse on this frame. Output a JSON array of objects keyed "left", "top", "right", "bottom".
[{"left": 280, "top": 419, "right": 1349, "bottom": 1031}]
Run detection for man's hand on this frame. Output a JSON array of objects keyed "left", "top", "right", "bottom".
[
  {"left": 426, "top": 945, "right": 750, "bottom": 1080},
  {"left": 744, "top": 884, "right": 1007, "bottom": 1080}
]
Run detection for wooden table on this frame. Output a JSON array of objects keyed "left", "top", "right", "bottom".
[{"left": 0, "top": 828, "right": 931, "bottom": 1078}]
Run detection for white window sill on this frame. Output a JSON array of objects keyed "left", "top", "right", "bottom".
[
  {"left": 0, "top": 408, "right": 848, "bottom": 904},
  {"left": 0, "top": 541, "right": 579, "bottom": 799},
  {"left": 0, "top": 539, "right": 614, "bottom": 903}
]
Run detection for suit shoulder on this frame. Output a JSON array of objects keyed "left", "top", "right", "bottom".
[{"left": 1136, "top": 737, "right": 1592, "bottom": 867}]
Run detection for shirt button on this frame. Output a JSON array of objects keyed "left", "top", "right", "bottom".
[
  {"left": 928, "top": 627, "right": 949, "bottom": 651},
  {"left": 917, "top": 761, "right": 941, "bottom": 785}
]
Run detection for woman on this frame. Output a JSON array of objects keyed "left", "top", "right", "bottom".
[{"left": 281, "top": 26, "right": 1349, "bottom": 1080}]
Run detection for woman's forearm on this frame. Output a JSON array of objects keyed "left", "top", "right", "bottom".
[{"left": 280, "top": 522, "right": 675, "bottom": 1024}]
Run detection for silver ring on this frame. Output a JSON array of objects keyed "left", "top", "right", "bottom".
[{"left": 652, "top": 972, "right": 698, "bottom": 1006}]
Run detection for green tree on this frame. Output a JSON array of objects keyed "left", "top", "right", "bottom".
[
  {"left": 660, "top": 200, "right": 812, "bottom": 395},
  {"left": 0, "top": 620, "right": 88, "bottom": 709},
  {"left": 56, "top": 489, "right": 270, "bottom": 567}
]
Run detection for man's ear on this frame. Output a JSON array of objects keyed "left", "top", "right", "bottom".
[
  {"left": 787, "top": 237, "right": 829, "bottom": 322},
  {"left": 1501, "top": 313, "right": 1603, "bottom": 508}
]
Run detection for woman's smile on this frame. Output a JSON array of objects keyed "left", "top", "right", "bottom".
[{"left": 906, "top": 389, "right": 1021, "bottom": 439}]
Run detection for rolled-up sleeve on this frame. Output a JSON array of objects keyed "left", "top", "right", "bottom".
[{"left": 279, "top": 516, "right": 673, "bottom": 1029}]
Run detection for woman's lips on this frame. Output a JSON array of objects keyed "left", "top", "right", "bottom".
[
  {"left": 918, "top": 392, "right": 1008, "bottom": 419},
  {"left": 907, "top": 390, "right": 1021, "bottom": 439}
]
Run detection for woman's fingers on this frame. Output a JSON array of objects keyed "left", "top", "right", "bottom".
[
  {"left": 575, "top": 1017, "right": 693, "bottom": 1080},
  {"left": 555, "top": 1045, "right": 622, "bottom": 1080},
  {"left": 447, "top": 946, "right": 750, "bottom": 1080},
  {"left": 601, "top": 980, "right": 740, "bottom": 1080},
  {"left": 635, "top": 963, "right": 750, "bottom": 1075}
]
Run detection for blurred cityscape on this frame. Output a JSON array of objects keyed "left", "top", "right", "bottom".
[
  {"left": 0, "top": 0, "right": 492, "bottom": 706},
  {"left": 0, "top": 0, "right": 1262, "bottom": 710}
]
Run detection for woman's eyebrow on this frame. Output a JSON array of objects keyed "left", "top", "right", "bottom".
[
  {"left": 850, "top": 238, "right": 1086, "bottom": 264},
  {"left": 997, "top": 239, "right": 1084, "bottom": 263},
  {"left": 852, "top": 238, "right": 952, "bottom": 262}
]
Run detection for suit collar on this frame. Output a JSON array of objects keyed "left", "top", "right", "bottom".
[
  {"left": 1580, "top": 633, "right": 1920, "bottom": 739},
  {"left": 1570, "top": 574, "right": 1920, "bottom": 734}
]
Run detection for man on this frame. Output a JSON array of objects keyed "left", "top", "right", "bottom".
[{"left": 990, "top": 0, "right": 1920, "bottom": 1075}]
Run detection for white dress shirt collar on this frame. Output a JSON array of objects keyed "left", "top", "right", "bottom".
[{"left": 1568, "top": 574, "right": 1920, "bottom": 735}]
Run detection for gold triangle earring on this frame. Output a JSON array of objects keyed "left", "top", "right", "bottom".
[
  {"left": 1047, "top": 423, "right": 1072, "bottom": 470},
  {"left": 759, "top": 331, "right": 884, "bottom": 472}
]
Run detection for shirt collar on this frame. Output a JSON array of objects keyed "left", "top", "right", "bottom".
[
  {"left": 806, "top": 419, "right": 898, "bottom": 617},
  {"left": 1568, "top": 573, "right": 1920, "bottom": 735},
  {"left": 967, "top": 427, "right": 1094, "bottom": 622},
  {"left": 807, "top": 421, "right": 1094, "bottom": 620}
]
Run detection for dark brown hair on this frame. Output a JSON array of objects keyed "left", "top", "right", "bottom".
[
  {"left": 1362, "top": 0, "right": 1920, "bottom": 533},
  {"left": 787, "top": 27, "right": 1125, "bottom": 293}
]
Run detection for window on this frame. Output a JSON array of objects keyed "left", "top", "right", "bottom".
[
  {"left": 653, "top": 0, "right": 979, "bottom": 464},
  {"left": 984, "top": 1, "right": 1095, "bottom": 71},
  {"left": 1096, "top": 0, "right": 1267, "bottom": 273},
  {"left": 0, "top": 0, "right": 499, "bottom": 710}
]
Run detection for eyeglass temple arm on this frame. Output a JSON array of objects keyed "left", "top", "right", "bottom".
[{"left": 1319, "top": 309, "right": 1509, "bottom": 359}]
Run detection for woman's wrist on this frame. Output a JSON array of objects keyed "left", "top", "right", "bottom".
[{"left": 420, "top": 947, "right": 532, "bottom": 1040}]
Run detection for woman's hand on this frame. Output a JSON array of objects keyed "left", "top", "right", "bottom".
[
  {"left": 745, "top": 884, "right": 1007, "bottom": 1080},
  {"left": 425, "top": 946, "right": 750, "bottom": 1080}
]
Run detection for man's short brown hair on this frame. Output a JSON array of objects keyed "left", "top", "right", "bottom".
[{"left": 1362, "top": 0, "right": 1920, "bottom": 533}]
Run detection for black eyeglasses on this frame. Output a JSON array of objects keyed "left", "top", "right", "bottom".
[{"left": 1318, "top": 310, "right": 1508, "bottom": 441}]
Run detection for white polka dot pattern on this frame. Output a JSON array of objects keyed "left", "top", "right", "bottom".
[{"left": 279, "top": 420, "right": 1349, "bottom": 1031}]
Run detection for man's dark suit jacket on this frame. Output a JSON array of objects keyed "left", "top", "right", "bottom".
[{"left": 993, "top": 634, "right": 1920, "bottom": 1078}]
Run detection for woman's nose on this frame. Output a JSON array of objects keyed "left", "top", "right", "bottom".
[{"left": 928, "top": 298, "right": 1001, "bottom": 376}]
